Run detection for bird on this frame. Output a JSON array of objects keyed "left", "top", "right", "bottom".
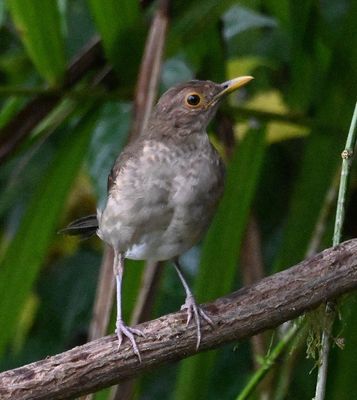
[{"left": 61, "top": 76, "right": 253, "bottom": 361}]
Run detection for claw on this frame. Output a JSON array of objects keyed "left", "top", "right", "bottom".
[
  {"left": 116, "top": 319, "right": 145, "bottom": 362},
  {"left": 181, "top": 295, "right": 214, "bottom": 349}
]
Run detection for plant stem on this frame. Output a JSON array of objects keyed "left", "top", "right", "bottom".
[
  {"left": 236, "top": 320, "right": 302, "bottom": 400},
  {"left": 333, "top": 103, "right": 357, "bottom": 247},
  {"left": 314, "top": 102, "right": 357, "bottom": 400}
]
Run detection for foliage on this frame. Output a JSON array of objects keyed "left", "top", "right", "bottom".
[{"left": 0, "top": 0, "right": 356, "bottom": 399}]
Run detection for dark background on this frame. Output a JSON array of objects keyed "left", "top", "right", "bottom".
[{"left": 0, "top": 1, "right": 356, "bottom": 399}]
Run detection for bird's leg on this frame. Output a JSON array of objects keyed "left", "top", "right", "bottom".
[
  {"left": 173, "top": 259, "right": 213, "bottom": 349},
  {"left": 113, "top": 250, "right": 144, "bottom": 361}
]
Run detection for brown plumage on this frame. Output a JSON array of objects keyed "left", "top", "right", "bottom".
[{"left": 61, "top": 76, "right": 253, "bottom": 361}]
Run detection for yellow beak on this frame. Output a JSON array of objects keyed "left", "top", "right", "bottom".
[
  {"left": 222, "top": 75, "right": 254, "bottom": 93},
  {"left": 212, "top": 76, "right": 254, "bottom": 103}
]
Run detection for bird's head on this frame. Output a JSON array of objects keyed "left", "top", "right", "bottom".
[{"left": 150, "top": 76, "right": 253, "bottom": 135}]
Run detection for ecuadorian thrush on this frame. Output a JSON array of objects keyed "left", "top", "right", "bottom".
[{"left": 62, "top": 76, "right": 253, "bottom": 360}]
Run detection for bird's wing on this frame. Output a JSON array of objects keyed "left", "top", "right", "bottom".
[
  {"left": 107, "top": 145, "right": 136, "bottom": 193},
  {"left": 103, "top": 139, "right": 176, "bottom": 242}
]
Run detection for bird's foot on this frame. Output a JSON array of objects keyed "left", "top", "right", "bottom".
[
  {"left": 180, "top": 295, "right": 214, "bottom": 349},
  {"left": 116, "top": 319, "right": 145, "bottom": 362}
]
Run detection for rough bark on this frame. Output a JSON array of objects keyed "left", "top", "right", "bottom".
[{"left": 1, "top": 239, "right": 357, "bottom": 400}]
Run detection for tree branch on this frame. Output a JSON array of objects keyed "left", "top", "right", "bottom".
[
  {"left": 0, "top": 36, "right": 105, "bottom": 164},
  {"left": 1, "top": 239, "right": 357, "bottom": 400}
]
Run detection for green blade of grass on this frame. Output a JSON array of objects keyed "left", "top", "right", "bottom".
[
  {"left": 0, "top": 110, "right": 97, "bottom": 355},
  {"left": 88, "top": 0, "right": 143, "bottom": 80},
  {"left": 7, "top": 0, "right": 66, "bottom": 86},
  {"left": 0, "top": 97, "right": 24, "bottom": 130},
  {"left": 174, "top": 125, "right": 267, "bottom": 400},
  {"left": 273, "top": 131, "right": 341, "bottom": 272},
  {"left": 87, "top": 0, "right": 140, "bottom": 52}
]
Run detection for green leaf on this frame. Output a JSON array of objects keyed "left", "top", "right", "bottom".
[
  {"left": 87, "top": 101, "right": 132, "bottom": 207},
  {"left": 223, "top": 5, "right": 277, "bottom": 40},
  {"left": 0, "top": 0, "right": 6, "bottom": 27},
  {"left": 7, "top": 0, "right": 66, "bottom": 86},
  {"left": 88, "top": 0, "right": 139, "bottom": 50},
  {"left": 0, "top": 110, "right": 97, "bottom": 355},
  {"left": 264, "top": 0, "right": 290, "bottom": 28},
  {"left": 87, "top": 0, "right": 143, "bottom": 80},
  {"left": 273, "top": 132, "right": 340, "bottom": 272},
  {"left": 286, "top": 0, "right": 318, "bottom": 110},
  {"left": 0, "top": 97, "right": 24, "bottom": 130},
  {"left": 174, "top": 125, "right": 267, "bottom": 400},
  {"left": 168, "top": 0, "right": 246, "bottom": 58},
  {"left": 328, "top": 295, "right": 357, "bottom": 400}
]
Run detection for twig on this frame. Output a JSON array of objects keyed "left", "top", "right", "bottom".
[
  {"left": 111, "top": 261, "right": 165, "bottom": 400},
  {"left": 241, "top": 216, "right": 265, "bottom": 287},
  {"left": 85, "top": 2, "right": 170, "bottom": 398},
  {"left": 240, "top": 217, "right": 267, "bottom": 358},
  {"left": 129, "top": 0, "right": 170, "bottom": 141},
  {"left": 1, "top": 239, "right": 357, "bottom": 400},
  {"left": 0, "top": 36, "right": 105, "bottom": 164},
  {"left": 130, "top": 262, "right": 165, "bottom": 325},
  {"left": 240, "top": 216, "right": 271, "bottom": 399},
  {"left": 111, "top": 2, "right": 170, "bottom": 398},
  {"left": 306, "top": 170, "right": 340, "bottom": 258},
  {"left": 236, "top": 150, "right": 342, "bottom": 400},
  {"left": 332, "top": 104, "right": 357, "bottom": 247},
  {"left": 82, "top": 247, "right": 115, "bottom": 400},
  {"left": 0, "top": 0, "right": 159, "bottom": 164},
  {"left": 314, "top": 102, "right": 357, "bottom": 400},
  {"left": 236, "top": 319, "right": 301, "bottom": 400},
  {"left": 226, "top": 105, "right": 313, "bottom": 128},
  {"left": 269, "top": 167, "right": 341, "bottom": 400},
  {"left": 87, "top": 246, "right": 115, "bottom": 341}
]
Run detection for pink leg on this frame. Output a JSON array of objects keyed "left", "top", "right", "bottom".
[
  {"left": 174, "top": 260, "right": 213, "bottom": 349},
  {"left": 114, "top": 250, "right": 144, "bottom": 361}
]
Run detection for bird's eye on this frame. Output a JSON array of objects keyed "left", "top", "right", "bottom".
[{"left": 185, "top": 93, "right": 202, "bottom": 108}]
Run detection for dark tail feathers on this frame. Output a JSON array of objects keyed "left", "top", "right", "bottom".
[{"left": 59, "top": 214, "right": 98, "bottom": 239}]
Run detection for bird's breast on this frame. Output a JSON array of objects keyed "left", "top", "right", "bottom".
[{"left": 97, "top": 137, "right": 225, "bottom": 260}]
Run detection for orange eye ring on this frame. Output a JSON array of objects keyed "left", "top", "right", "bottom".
[{"left": 185, "top": 92, "right": 202, "bottom": 108}]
